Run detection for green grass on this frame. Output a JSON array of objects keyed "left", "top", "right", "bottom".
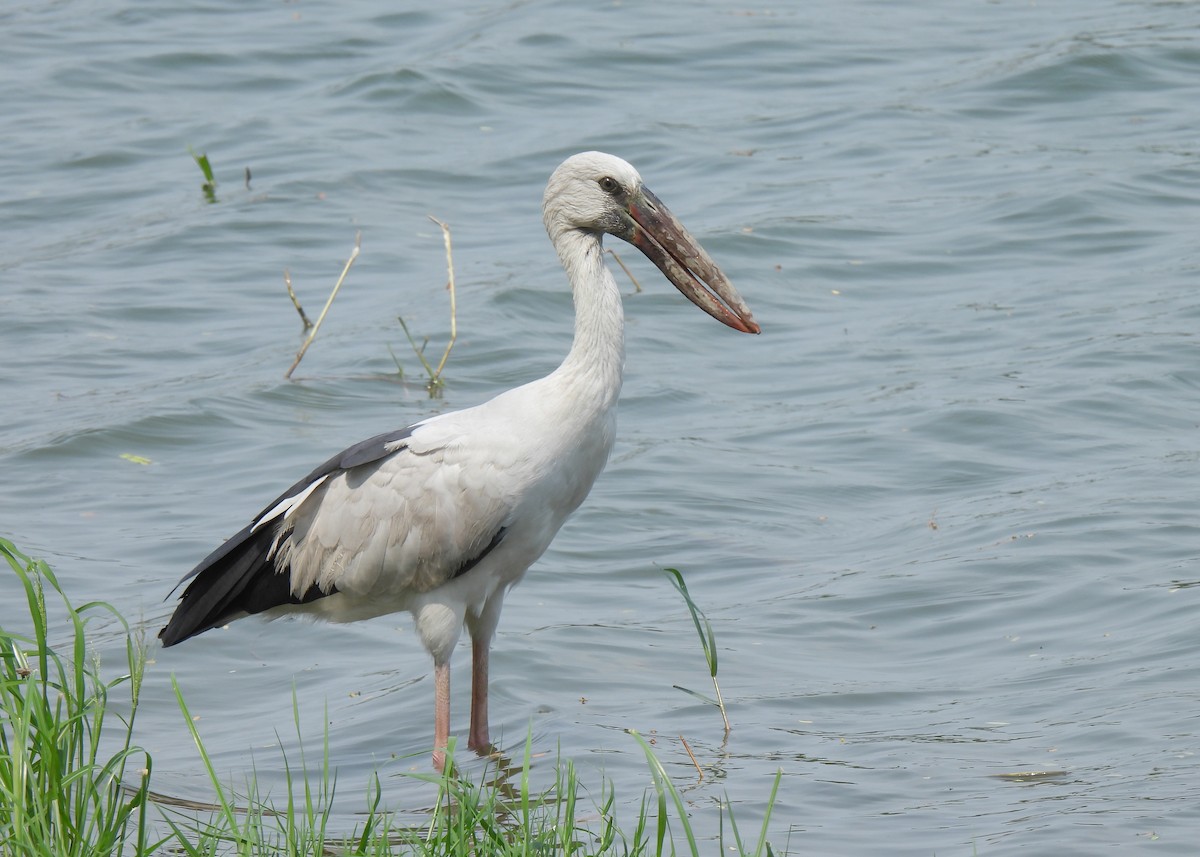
[
  {"left": 663, "top": 567, "right": 730, "bottom": 734},
  {"left": 1, "top": 537, "right": 160, "bottom": 856},
  {"left": 1, "top": 539, "right": 785, "bottom": 855},
  {"left": 189, "top": 148, "right": 217, "bottom": 203}
]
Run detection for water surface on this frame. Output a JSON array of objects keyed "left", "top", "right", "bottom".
[{"left": 2, "top": 1, "right": 1199, "bottom": 853}]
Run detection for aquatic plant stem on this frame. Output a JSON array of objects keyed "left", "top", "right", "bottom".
[
  {"left": 396, "top": 216, "right": 459, "bottom": 397},
  {"left": 284, "top": 268, "right": 313, "bottom": 330},
  {"left": 428, "top": 215, "right": 459, "bottom": 383},
  {"left": 664, "top": 566, "right": 732, "bottom": 734},
  {"left": 285, "top": 231, "right": 362, "bottom": 379},
  {"left": 607, "top": 248, "right": 643, "bottom": 292},
  {"left": 680, "top": 734, "right": 704, "bottom": 782}
]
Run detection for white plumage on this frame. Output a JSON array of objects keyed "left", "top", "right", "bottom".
[{"left": 161, "top": 152, "right": 759, "bottom": 770}]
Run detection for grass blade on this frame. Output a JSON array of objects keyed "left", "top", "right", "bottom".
[
  {"left": 628, "top": 729, "right": 701, "bottom": 857},
  {"left": 663, "top": 567, "right": 731, "bottom": 733}
]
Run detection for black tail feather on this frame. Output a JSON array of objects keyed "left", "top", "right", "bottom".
[{"left": 159, "top": 522, "right": 332, "bottom": 647}]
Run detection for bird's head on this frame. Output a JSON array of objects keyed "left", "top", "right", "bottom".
[{"left": 543, "top": 151, "right": 760, "bottom": 334}]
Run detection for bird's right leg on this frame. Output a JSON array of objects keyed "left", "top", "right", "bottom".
[
  {"left": 414, "top": 599, "right": 465, "bottom": 773},
  {"left": 433, "top": 659, "right": 450, "bottom": 772}
]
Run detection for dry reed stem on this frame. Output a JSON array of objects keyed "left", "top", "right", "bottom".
[
  {"left": 427, "top": 215, "right": 458, "bottom": 383},
  {"left": 285, "top": 231, "right": 362, "bottom": 379},
  {"left": 284, "top": 268, "right": 313, "bottom": 331},
  {"left": 606, "top": 248, "right": 643, "bottom": 292},
  {"left": 398, "top": 216, "right": 458, "bottom": 396},
  {"left": 679, "top": 734, "right": 704, "bottom": 783}
]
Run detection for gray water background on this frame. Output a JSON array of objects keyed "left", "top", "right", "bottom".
[{"left": 3, "top": 1, "right": 1199, "bottom": 853}]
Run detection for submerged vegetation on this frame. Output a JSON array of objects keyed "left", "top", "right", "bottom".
[
  {"left": 284, "top": 231, "right": 363, "bottom": 380},
  {"left": 189, "top": 148, "right": 217, "bottom": 203},
  {"left": 393, "top": 217, "right": 459, "bottom": 398},
  {"left": 0, "top": 538, "right": 784, "bottom": 855},
  {"left": 282, "top": 220, "right": 457, "bottom": 398}
]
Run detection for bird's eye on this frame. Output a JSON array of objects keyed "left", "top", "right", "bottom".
[{"left": 597, "top": 176, "right": 621, "bottom": 195}]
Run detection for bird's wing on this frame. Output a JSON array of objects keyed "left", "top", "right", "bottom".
[
  {"left": 166, "top": 425, "right": 419, "bottom": 594},
  {"left": 278, "top": 415, "right": 518, "bottom": 598},
  {"left": 159, "top": 417, "right": 516, "bottom": 646}
]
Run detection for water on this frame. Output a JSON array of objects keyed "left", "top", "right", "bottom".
[{"left": 3, "top": 0, "right": 1199, "bottom": 852}]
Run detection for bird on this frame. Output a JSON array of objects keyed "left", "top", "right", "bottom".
[{"left": 159, "top": 151, "right": 760, "bottom": 771}]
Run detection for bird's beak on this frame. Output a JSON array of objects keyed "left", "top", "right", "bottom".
[{"left": 625, "top": 186, "right": 760, "bottom": 334}]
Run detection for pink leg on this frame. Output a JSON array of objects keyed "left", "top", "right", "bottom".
[
  {"left": 433, "top": 661, "right": 450, "bottom": 772},
  {"left": 467, "top": 637, "right": 491, "bottom": 753}
]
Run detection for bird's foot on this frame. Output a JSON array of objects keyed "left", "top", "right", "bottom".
[{"left": 466, "top": 736, "right": 495, "bottom": 755}]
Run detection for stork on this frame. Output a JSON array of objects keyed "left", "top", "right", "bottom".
[{"left": 160, "top": 151, "right": 759, "bottom": 770}]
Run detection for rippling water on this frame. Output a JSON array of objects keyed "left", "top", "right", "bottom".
[{"left": 3, "top": 1, "right": 1199, "bottom": 853}]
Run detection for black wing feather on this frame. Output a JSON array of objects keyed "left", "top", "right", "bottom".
[
  {"left": 159, "top": 522, "right": 278, "bottom": 646},
  {"left": 158, "top": 425, "right": 419, "bottom": 647}
]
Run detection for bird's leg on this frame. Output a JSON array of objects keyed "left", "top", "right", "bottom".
[
  {"left": 467, "top": 636, "right": 490, "bottom": 752},
  {"left": 433, "top": 660, "right": 450, "bottom": 772}
]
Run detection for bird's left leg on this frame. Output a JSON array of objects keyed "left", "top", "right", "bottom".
[
  {"left": 465, "top": 595, "right": 504, "bottom": 754},
  {"left": 468, "top": 636, "right": 490, "bottom": 752}
]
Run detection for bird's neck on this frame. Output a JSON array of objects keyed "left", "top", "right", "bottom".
[{"left": 551, "top": 227, "right": 625, "bottom": 411}]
